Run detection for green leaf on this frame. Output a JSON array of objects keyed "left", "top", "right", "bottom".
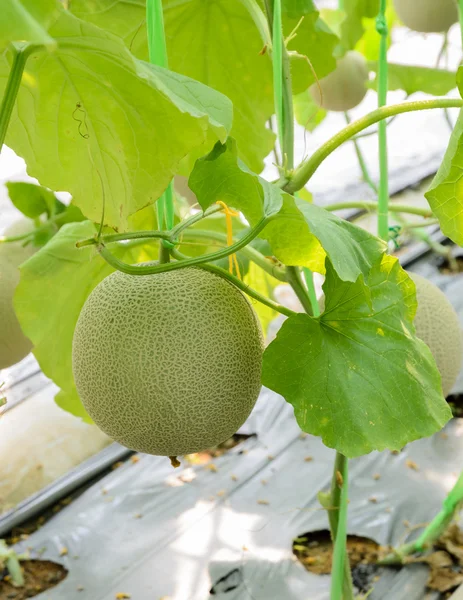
[
  {"left": 285, "top": 11, "right": 339, "bottom": 93},
  {"left": 1, "top": 0, "right": 58, "bottom": 48},
  {"left": 189, "top": 139, "right": 386, "bottom": 280},
  {"left": 69, "top": 0, "right": 274, "bottom": 173},
  {"left": 355, "top": 5, "right": 396, "bottom": 60},
  {"left": 295, "top": 199, "right": 386, "bottom": 281},
  {"left": 319, "top": 8, "right": 346, "bottom": 38},
  {"left": 340, "top": 0, "right": 379, "bottom": 51},
  {"left": 293, "top": 89, "right": 327, "bottom": 131},
  {"left": 282, "top": 0, "right": 316, "bottom": 18},
  {"left": 425, "top": 108, "right": 463, "bottom": 246},
  {"left": 262, "top": 255, "right": 451, "bottom": 457},
  {"left": 244, "top": 262, "right": 279, "bottom": 334},
  {"left": 55, "top": 387, "right": 92, "bottom": 422},
  {"left": 369, "top": 62, "right": 456, "bottom": 95},
  {"left": 6, "top": 181, "right": 57, "bottom": 218},
  {"left": 68, "top": 0, "right": 338, "bottom": 168},
  {"left": 14, "top": 221, "right": 156, "bottom": 421},
  {"left": 1, "top": 6, "right": 232, "bottom": 230},
  {"left": 54, "top": 203, "right": 87, "bottom": 226},
  {"left": 189, "top": 138, "right": 284, "bottom": 222}
]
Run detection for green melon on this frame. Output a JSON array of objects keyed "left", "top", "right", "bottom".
[
  {"left": 0, "top": 259, "right": 33, "bottom": 369},
  {"left": 72, "top": 267, "right": 264, "bottom": 456},
  {"left": 0, "top": 219, "right": 37, "bottom": 268},
  {"left": 309, "top": 51, "right": 369, "bottom": 113},
  {"left": 0, "top": 219, "right": 37, "bottom": 370},
  {"left": 410, "top": 272, "right": 462, "bottom": 397},
  {"left": 393, "top": 0, "right": 458, "bottom": 33}
]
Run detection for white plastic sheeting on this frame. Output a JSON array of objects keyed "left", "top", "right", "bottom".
[
  {"left": 11, "top": 256, "right": 463, "bottom": 600},
  {"left": 12, "top": 387, "right": 463, "bottom": 600}
]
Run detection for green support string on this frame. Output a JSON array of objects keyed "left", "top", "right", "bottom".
[
  {"left": 272, "top": 0, "right": 284, "bottom": 159},
  {"left": 376, "top": 0, "right": 389, "bottom": 242},
  {"left": 146, "top": 0, "right": 174, "bottom": 247},
  {"left": 302, "top": 268, "right": 320, "bottom": 317}
]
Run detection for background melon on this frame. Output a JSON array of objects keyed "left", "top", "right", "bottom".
[
  {"left": 309, "top": 51, "right": 369, "bottom": 113},
  {"left": 0, "top": 219, "right": 37, "bottom": 370},
  {"left": 0, "top": 218, "right": 37, "bottom": 267},
  {"left": 410, "top": 272, "right": 462, "bottom": 397},
  {"left": 393, "top": 0, "right": 458, "bottom": 33},
  {"left": 73, "top": 267, "right": 264, "bottom": 457}
]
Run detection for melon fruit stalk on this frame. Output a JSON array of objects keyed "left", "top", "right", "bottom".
[
  {"left": 73, "top": 267, "right": 264, "bottom": 456},
  {"left": 393, "top": 0, "right": 458, "bottom": 33},
  {"left": 0, "top": 219, "right": 37, "bottom": 370},
  {"left": 309, "top": 51, "right": 369, "bottom": 113},
  {"left": 410, "top": 272, "right": 462, "bottom": 398}
]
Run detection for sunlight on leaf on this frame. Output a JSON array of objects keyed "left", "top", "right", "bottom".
[
  {"left": 1, "top": 0, "right": 58, "bottom": 48},
  {"left": 369, "top": 62, "right": 456, "bottom": 96},
  {"left": 189, "top": 139, "right": 385, "bottom": 281},
  {"left": 425, "top": 106, "right": 463, "bottom": 246},
  {"left": 0, "top": 6, "right": 232, "bottom": 230}
]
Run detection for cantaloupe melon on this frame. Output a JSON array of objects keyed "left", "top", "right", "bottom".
[
  {"left": 393, "top": 0, "right": 458, "bottom": 33},
  {"left": 0, "top": 218, "right": 37, "bottom": 267},
  {"left": 72, "top": 267, "right": 264, "bottom": 456},
  {"left": 0, "top": 219, "right": 37, "bottom": 370},
  {"left": 0, "top": 261, "right": 33, "bottom": 369},
  {"left": 309, "top": 51, "right": 369, "bottom": 113},
  {"left": 410, "top": 272, "right": 462, "bottom": 397}
]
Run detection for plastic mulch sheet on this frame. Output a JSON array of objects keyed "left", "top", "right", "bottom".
[{"left": 9, "top": 261, "right": 462, "bottom": 600}]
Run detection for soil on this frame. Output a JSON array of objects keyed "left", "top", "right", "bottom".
[
  {"left": 406, "top": 523, "right": 463, "bottom": 594},
  {"left": 293, "top": 529, "right": 388, "bottom": 594},
  {"left": 437, "top": 254, "right": 463, "bottom": 275},
  {"left": 448, "top": 394, "right": 463, "bottom": 418},
  {"left": 0, "top": 560, "right": 67, "bottom": 600},
  {"left": 294, "top": 524, "right": 463, "bottom": 596}
]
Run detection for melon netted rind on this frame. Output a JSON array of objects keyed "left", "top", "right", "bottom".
[
  {"left": 72, "top": 267, "right": 264, "bottom": 456},
  {"left": 0, "top": 259, "right": 33, "bottom": 369},
  {"left": 393, "top": 0, "right": 458, "bottom": 32},
  {"left": 410, "top": 272, "right": 462, "bottom": 398},
  {"left": 309, "top": 51, "right": 368, "bottom": 113}
]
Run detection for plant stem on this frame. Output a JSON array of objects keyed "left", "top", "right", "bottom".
[
  {"left": 380, "top": 469, "right": 463, "bottom": 565},
  {"left": 170, "top": 248, "right": 295, "bottom": 318},
  {"left": 459, "top": 0, "right": 463, "bottom": 48},
  {"left": 282, "top": 98, "right": 463, "bottom": 194},
  {"left": 146, "top": 0, "right": 174, "bottom": 240},
  {"left": 0, "top": 541, "right": 24, "bottom": 587},
  {"left": 0, "top": 44, "right": 29, "bottom": 152},
  {"left": 97, "top": 218, "right": 271, "bottom": 276},
  {"left": 344, "top": 112, "right": 378, "bottom": 194},
  {"left": 272, "top": 0, "right": 284, "bottom": 162},
  {"left": 324, "top": 200, "right": 433, "bottom": 217},
  {"left": 180, "top": 229, "right": 288, "bottom": 281},
  {"left": 76, "top": 229, "right": 170, "bottom": 248},
  {"left": 268, "top": 0, "right": 294, "bottom": 170},
  {"left": 302, "top": 268, "right": 320, "bottom": 317},
  {"left": 159, "top": 241, "right": 170, "bottom": 263},
  {"left": 169, "top": 205, "right": 223, "bottom": 239},
  {"left": 401, "top": 218, "right": 440, "bottom": 229},
  {"left": 75, "top": 205, "right": 223, "bottom": 249},
  {"left": 318, "top": 453, "right": 354, "bottom": 600},
  {"left": 286, "top": 266, "right": 313, "bottom": 315},
  {"left": 376, "top": 0, "right": 390, "bottom": 241},
  {"left": 331, "top": 454, "right": 352, "bottom": 600}
]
